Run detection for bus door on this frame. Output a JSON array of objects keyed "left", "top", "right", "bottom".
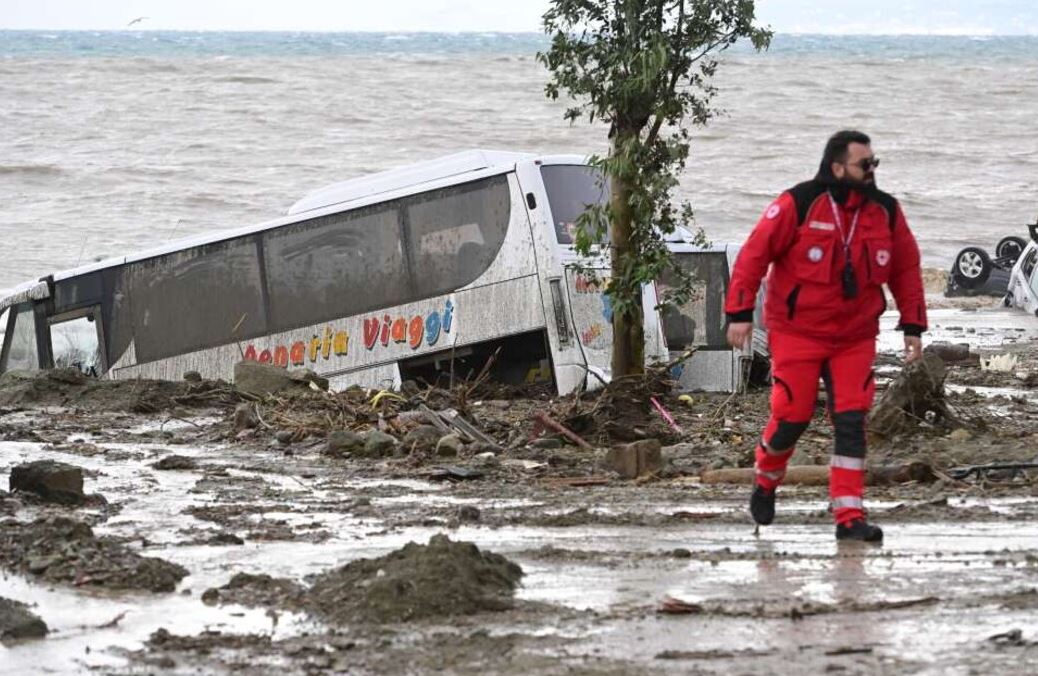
[
  {"left": 47, "top": 306, "right": 106, "bottom": 376},
  {"left": 515, "top": 161, "right": 599, "bottom": 394},
  {"left": 0, "top": 302, "right": 44, "bottom": 373}
]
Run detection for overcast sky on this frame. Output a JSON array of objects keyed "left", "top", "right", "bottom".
[{"left": 3, "top": 0, "right": 1037, "bottom": 35}]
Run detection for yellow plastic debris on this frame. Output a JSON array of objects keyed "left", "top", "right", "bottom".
[
  {"left": 677, "top": 394, "right": 694, "bottom": 407},
  {"left": 369, "top": 390, "right": 407, "bottom": 407}
]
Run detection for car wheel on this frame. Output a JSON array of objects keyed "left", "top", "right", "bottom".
[
  {"left": 995, "top": 236, "right": 1027, "bottom": 263},
  {"left": 952, "top": 246, "right": 992, "bottom": 288}
]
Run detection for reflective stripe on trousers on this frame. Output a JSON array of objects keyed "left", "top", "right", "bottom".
[{"left": 831, "top": 496, "right": 864, "bottom": 510}]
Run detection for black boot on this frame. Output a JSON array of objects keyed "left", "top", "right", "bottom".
[
  {"left": 836, "top": 519, "right": 883, "bottom": 542},
  {"left": 749, "top": 485, "right": 776, "bottom": 525}
]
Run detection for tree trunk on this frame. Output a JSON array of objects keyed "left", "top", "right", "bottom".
[{"left": 609, "top": 131, "right": 645, "bottom": 377}]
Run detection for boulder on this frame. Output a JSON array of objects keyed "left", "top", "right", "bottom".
[
  {"left": 0, "top": 597, "right": 48, "bottom": 641},
  {"left": 604, "top": 439, "right": 663, "bottom": 479},
  {"left": 9, "top": 461, "right": 85, "bottom": 505},
  {"left": 360, "top": 430, "right": 398, "bottom": 458},
  {"left": 435, "top": 433, "right": 464, "bottom": 457},
  {"left": 234, "top": 361, "right": 310, "bottom": 397},
  {"left": 325, "top": 430, "right": 365, "bottom": 457},
  {"left": 152, "top": 455, "right": 198, "bottom": 471},
  {"left": 182, "top": 371, "right": 203, "bottom": 382},
  {"left": 402, "top": 425, "right": 443, "bottom": 453}
]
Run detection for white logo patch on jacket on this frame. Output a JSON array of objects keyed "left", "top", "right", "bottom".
[
  {"left": 876, "top": 249, "right": 891, "bottom": 267},
  {"left": 808, "top": 221, "right": 836, "bottom": 231},
  {"left": 766, "top": 203, "right": 781, "bottom": 219}
]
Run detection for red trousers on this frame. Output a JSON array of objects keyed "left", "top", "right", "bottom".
[{"left": 755, "top": 331, "right": 877, "bottom": 525}]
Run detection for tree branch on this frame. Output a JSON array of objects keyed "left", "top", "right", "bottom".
[{"left": 644, "top": 0, "right": 685, "bottom": 148}]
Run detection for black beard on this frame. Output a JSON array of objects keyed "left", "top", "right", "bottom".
[{"left": 831, "top": 175, "right": 879, "bottom": 203}]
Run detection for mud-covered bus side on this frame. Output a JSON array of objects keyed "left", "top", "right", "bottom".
[{"left": 0, "top": 152, "right": 671, "bottom": 394}]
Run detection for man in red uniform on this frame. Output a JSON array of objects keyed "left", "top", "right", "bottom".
[{"left": 725, "top": 130, "right": 926, "bottom": 542}]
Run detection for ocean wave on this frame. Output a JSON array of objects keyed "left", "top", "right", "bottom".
[
  {"left": 0, "top": 163, "right": 63, "bottom": 176},
  {"left": 214, "top": 75, "right": 280, "bottom": 84}
]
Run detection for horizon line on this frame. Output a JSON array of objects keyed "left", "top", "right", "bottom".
[{"left": 1, "top": 28, "right": 1037, "bottom": 38}]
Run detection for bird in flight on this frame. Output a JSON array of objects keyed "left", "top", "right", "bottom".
[{"left": 127, "top": 17, "right": 148, "bottom": 27}]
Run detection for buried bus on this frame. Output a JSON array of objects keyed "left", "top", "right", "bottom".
[{"left": 0, "top": 150, "right": 765, "bottom": 394}]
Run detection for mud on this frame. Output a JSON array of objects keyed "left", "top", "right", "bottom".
[
  {"left": 1, "top": 303, "right": 1037, "bottom": 673},
  {"left": 0, "top": 516, "right": 188, "bottom": 592},
  {"left": 307, "top": 535, "right": 523, "bottom": 624},
  {"left": 0, "top": 367, "right": 239, "bottom": 412}
]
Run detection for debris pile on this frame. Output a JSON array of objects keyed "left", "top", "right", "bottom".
[
  {"left": 198, "top": 534, "right": 524, "bottom": 624},
  {"left": 869, "top": 354, "right": 960, "bottom": 438},
  {"left": 0, "top": 516, "right": 188, "bottom": 592},
  {"left": 0, "top": 367, "right": 240, "bottom": 413},
  {"left": 306, "top": 534, "right": 523, "bottom": 624}
]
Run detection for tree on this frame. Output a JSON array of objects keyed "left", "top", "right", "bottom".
[{"left": 539, "top": 0, "right": 771, "bottom": 377}]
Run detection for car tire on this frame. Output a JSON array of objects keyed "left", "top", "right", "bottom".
[
  {"left": 952, "top": 246, "right": 992, "bottom": 289},
  {"left": 995, "top": 236, "right": 1027, "bottom": 263}
]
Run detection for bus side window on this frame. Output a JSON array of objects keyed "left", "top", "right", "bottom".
[
  {"left": 263, "top": 204, "right": 410, "bottom": 333},
  {"left": 404, "top": 175, "right": 510, "bottom": 294},
  {"left": 1, "top": 304, "right": 40, "bottom": 372}
]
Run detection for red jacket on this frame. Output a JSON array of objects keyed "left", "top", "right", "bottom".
[{"left": 725, "top": 183, "right": 927, "bottom": 340}]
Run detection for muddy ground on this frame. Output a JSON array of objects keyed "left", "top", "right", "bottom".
[{"left": 1, "top": 302, "right": 1038, "bottom": 674}]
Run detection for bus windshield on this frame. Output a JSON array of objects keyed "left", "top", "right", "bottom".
[{"left": 540, "top": 165, "right": 610, "bottom": 245}]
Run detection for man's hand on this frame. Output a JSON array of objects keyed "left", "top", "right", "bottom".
[
  {"left": 727, "top": 322, "right": 753, "bottom": 350},
  {"left": 904, "top": 336, "right": 923, "bottom": 363}
]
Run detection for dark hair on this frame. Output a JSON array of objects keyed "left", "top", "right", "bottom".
[{"left": 816, "top": 130, "right": 871, "bottom": 182}]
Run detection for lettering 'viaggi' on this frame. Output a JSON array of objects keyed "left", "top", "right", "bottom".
[{"left": 242, "top": 300, "right": 455, "bottom": 368}]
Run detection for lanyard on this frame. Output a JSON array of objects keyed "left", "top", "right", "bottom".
[{"left": 827, "top": 191, "right": 860, "bottom": 259}]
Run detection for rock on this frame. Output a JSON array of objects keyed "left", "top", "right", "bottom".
[
  {"left": 402, "top": 425, "right": 442, "bottom": 453},
  {"left": 9, "top": 461, "right": 85, "bottom": 505},
  {"left": 206, "top": 533, "right": 245, "bottom": 546},
  {"left": 924, "top": 342, "right": 975, "bottom": 364},
  {"left": 670, "top": 548, "right": 692, "bottom": 559},
  {"left": 360, "top": 430, "right": 398, "bottom": 458},
  {"left": 233, "top": 361, "right": 311, "bottom": 397},
  {"left": 604, "top": 439, "right": 663, "bottom": 479},
  {"left": 436, "top": 433, "right": 464, "bottom": 457},
  {"left": 275, "top": 430, "right": 295, "bottom": 444},
  {"left": 948, "top": 428, "right": 972, "bottom": 442},
  {"left": 400, "top": 380, "right": 421, "bottom": 398},
  {"left": 0, "top": 597, "right": 48, "bottom": 641},
  {"left": 152, "top": 455, "right": 198, "bottom": 471},
  {"left": 325, "top": 430, "right": 364, "bottom": 457},
  {"left": 457, "top": 505, "right": 481, "bottom": 522},
  {"left": 288, "top": 369, "right": 329, "bottom": 391},
  {"left": 182, "top": 371, "right": 202, "bottom": 382},
  {"left": 232, "top": 403, "right": 259, "bottom": 432},
  {"left": 530, "top": 437, "right": 563, "bottom": 450}
]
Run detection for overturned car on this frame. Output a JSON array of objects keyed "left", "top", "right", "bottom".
[{"left": 945, "top": 233, "right": 1029, "bottom": 297}]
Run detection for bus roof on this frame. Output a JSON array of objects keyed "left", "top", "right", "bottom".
[
  {"left": 45, "top": 149, "right": 553, "bottom": 284},
  {"left": 288, "top": 149, "right": 538, "bottom": 216}
]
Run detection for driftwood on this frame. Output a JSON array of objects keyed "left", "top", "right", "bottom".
[
  {"left": 700, "top": 461, "right": 936, "bottom": 486},
  {"left": 868, "top": 354, "right": 960, "bottom": 438}
]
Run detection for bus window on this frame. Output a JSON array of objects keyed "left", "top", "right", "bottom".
[
  {"left": 2, "top": 304, "right": 40, "bottom": 372},
  {"left": 50, "top": 313, "right": 102, "bottom": 376},
  {"left": 264, "top": 204, "right": 409, "bottom": 333},
  {"left": 404, "top": 175, "right": 510, "bottom": 294},
  {"left": 127, "top": 238, "right": 268, "bottom": 363},
  {"left": 659, "top": 252, "right": 730, "bottom": 350},
  {"left": 540, "top": 165, "right": 609, "bottom": 244}
]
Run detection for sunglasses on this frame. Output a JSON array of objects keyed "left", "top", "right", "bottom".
[{"left": 848, "top": 157, "right": 880, "bottom": 171}]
